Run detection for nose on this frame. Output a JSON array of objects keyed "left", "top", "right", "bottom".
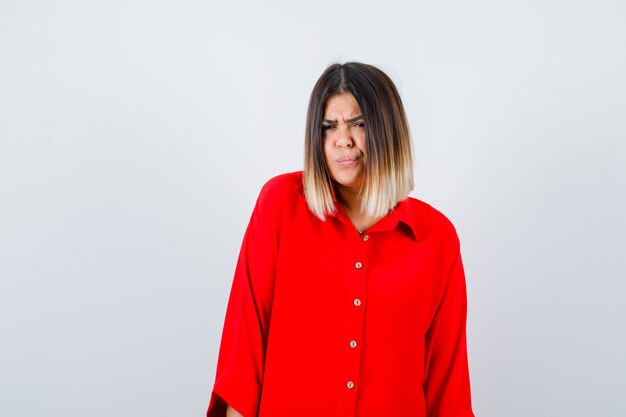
[{"left": 335, "top": 124, "right": 354, "bottom": 149}]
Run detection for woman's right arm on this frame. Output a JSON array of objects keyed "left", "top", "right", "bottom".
[
  {"left": 206, "top": 176, "right": 288, "bottom": 417},
  {"left": 226, "top": 405, "right": 244, "bottom": 417}
]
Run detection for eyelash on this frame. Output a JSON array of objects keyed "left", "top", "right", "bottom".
[{"left": 321, "top": 122, "right": 365, "bottom": 131}]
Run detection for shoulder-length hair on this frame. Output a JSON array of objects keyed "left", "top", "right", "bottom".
[{"left": 303, "top": 62, "right": 414, "bottom": 220}]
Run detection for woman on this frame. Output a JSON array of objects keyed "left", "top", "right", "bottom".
[{"left": 207, "top": 62, "right": 475, "bottom": 417}]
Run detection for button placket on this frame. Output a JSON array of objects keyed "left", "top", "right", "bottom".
[{"left": 340, "top": 243, "right": 368, "bottom": 416}]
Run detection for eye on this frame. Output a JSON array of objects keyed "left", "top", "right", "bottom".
[
  {"left": 321, "top": 124, "right": 334, "bottom": 132},
  {"left": 353, "top": 122, "right": 365, "bottom": 128}
]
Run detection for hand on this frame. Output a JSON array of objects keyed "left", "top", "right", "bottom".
[{"left": 226, "top": 405, "right": 244, "bottom": 417}]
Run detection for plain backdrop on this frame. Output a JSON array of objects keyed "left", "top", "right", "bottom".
[{"left": 1, "top": 1, "right": 625, "bottom": 416}]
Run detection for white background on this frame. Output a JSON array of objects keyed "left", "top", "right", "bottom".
[{"left": 1, "top": 1, "right": 625, "bottom": 416}]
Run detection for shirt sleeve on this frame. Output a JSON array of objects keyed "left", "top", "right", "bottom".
[
  {"left": 207, "top": 182, "right": 282, "bottom": 417},
  {"left": 424, "top": 251, "right": 475, "bottom": 417}
]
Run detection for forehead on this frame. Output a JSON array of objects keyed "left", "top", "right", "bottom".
[{"left": 323, "top": 93, "right": 361, "bottom": 117}]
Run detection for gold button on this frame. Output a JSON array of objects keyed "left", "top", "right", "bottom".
[
  {"left": 349, "top": 340, "right": 358, "bottom": 348},
  {"left": 346, "top": 381, "right": 355, "bottom": 389},
  {"left": 355, "top": 262, "right": 363, "bottom": 269},
  {"left": 353, "top": 298, "right": 362, "bottom": 307},
  {"left": 362, "top": 235, "right": 369, "bottom": 241}
]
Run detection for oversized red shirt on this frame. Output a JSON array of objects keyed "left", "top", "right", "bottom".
[{"left": 207, "top": 171, "right": 474, "bottom": 417}]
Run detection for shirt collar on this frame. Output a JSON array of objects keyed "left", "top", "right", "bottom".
[
  {"left": 366, "top": 198, "right": 420, "bottom": 241},
  {"left": 296, "top": 173, "right": 420, "bottom": 241},
  {"left": 326, "top": 196, "right": 420, "bottom": 242}
]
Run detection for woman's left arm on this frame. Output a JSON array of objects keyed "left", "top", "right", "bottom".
[{"left": 423, "top": 251, "right": 475, "bottom": 417}]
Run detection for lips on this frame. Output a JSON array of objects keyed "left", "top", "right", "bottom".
[{"left": 337, "top": 156, "right": 359, "bottom": 165}]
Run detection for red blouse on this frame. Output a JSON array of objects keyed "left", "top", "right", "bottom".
[{"left": 207, "top": 171, "right": 474, "bottom": 417}]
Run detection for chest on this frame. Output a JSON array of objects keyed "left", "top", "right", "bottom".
[{"left": 272, "top": 207, "right": 448, "bottom": 329}]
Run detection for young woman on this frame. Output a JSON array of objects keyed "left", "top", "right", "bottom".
[{"left": 207, "top": 62, "right": 475, "bottom": 417}]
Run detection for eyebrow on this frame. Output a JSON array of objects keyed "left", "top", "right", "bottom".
[{"left": 321, "top": 115, "right": 364, "bottom": 124}]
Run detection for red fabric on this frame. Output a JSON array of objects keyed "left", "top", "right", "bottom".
[{"left": 207, "top": 171, "right": 474, "bottom": 417}]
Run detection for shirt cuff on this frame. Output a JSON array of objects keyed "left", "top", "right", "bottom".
[
  {"left": 207, "top": 365, "right": 261, "bottom": 417},
  {"left": 451, "top": 411, "right": 476, "bottom": 417}
]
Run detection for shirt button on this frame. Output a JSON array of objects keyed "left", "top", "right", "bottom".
[
  {"left": 362, "top": 234, "right": 369, "bottom": 241},
  {"left": 349, "top": 340, "right": 358, "bottom": 348},
  {"left": 353, "top": 298, "right": 362, "bottom": 307},
  {"left": 355, "top": 262, "right": 363, "bottom": 269},
  {"left": 346, "top": 381, "right": 355, "bottom": 389}
]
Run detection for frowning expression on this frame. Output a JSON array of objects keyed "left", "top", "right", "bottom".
[{"left": 322, "top": 93, "right": 366, "bottom": 191}]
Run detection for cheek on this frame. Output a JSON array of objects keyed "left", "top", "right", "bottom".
[
  {"left": 323, "top": 138, "right": 332, "bottom": 160},
  {"left": 356, "top": 133, "right": 367, "bottom": 152}
]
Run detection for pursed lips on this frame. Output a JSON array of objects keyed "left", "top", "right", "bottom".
[
  {"left": 337, "top": 155, "right": 359, "bottom": 163},
  {"left": 336, "top": 155, "right": 360, "bottom": 166}
]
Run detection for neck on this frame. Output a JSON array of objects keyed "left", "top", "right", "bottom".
[
  {"left": 336, "top": 185, "right": 361, "bottom": 214},
  {"left": 336, "top": 185, "right": 381, "bottom": 232}
]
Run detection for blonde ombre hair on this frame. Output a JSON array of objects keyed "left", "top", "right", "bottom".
[{"left": 303, "top": 62, "right": 414, "bottom": 220}]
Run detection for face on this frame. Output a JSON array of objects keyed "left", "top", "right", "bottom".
[{"left": 322, "top": 93, "right": 366, "bottom": 192}]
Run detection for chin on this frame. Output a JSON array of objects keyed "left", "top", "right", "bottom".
[{"left": 332, "top": 174, "right": 362, "bottom": 189}]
